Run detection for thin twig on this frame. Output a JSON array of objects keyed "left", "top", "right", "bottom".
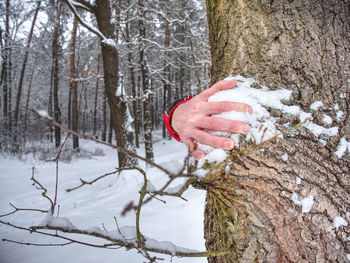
[
  {"left": 53, "top": 133, "right": 70, "bottom": 214},
  {"left": 31, "top": 109, "right": 174, "bottom": 177},
  {"left": 66, "top": 168, "right": 122, "bottom": 192},
  {"left": 31, "top": 167, "right": 54, "bottom": 212},
  {"left": 2, "top": 239, "right": 73, "bottom": 247},
  {"left": 0, "top": 203, "right": 47, "bottom": 218}
]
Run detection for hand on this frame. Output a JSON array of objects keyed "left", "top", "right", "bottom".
[{"left": 171, "top": 79, "right": 253, "bottom": 160}]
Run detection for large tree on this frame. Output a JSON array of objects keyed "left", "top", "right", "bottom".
[
  {"left": 203, "top": 0, "right": 350, "bottom": 262},
  {"left": 63, "top": 0, "right": 137, "bottom": 167}
]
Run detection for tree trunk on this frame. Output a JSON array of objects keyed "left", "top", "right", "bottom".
[
  {"left": 52, "top": 0, "right": 61, "bottom": 148},
  {"left": 204, "top": 0, "right": 350, "bottom": 262},
  {"left": 93, "top": 55, "right": 100, "bottom": 137},
  {"left": 125, "top": 2, "right": 139, "bottom": 148},
  {"left": 94, "top": 0, "right": 137, "bottom": 167},
  {"left": 102, "top": 88, "right": 107, "bottom": 142},
  {"left": 24, "top": 57, "right": 37, "bottom": 130},
  {"left": 2, "top": 0, "right": 10, "bottom": 133},
  {"left": 70, "top": 16, "right": 79, "bottom": 150},
  {"left": 14, "top": 1, "right": 40, "bottom": 126},
  {"left": 138, "top": 0, "right": 154, "bottom": 162}
]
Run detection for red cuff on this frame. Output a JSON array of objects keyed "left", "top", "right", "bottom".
[{"left": 163, "top": 96, "right": 194, "bottom": 142}]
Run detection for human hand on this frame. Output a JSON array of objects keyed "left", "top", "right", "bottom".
[{"left": 171, "top": 79, "right": 253, "bottom": 160}]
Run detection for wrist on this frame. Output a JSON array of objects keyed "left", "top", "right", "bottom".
[{"left": 163, "top": 95, "right": 194, "bottom": 141}]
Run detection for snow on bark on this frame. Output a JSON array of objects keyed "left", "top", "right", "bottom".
[{"left": 197, "top": 75, "right": 340, "bottom": 162}]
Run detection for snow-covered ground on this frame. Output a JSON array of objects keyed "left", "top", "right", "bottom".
[{"left": 0, "top": 138, "right": 207, "bottom": 263}]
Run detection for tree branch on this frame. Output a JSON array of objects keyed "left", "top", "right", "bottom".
[
  {"left": 31, "top": 109, "right": 175, "bottom": 177},
  {"left": 62, "top": 0, "right": 106, "bottom": 40}
]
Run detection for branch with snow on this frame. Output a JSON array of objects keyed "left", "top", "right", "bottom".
[{"left": 62, "top": 0, "right": 107, "bottom": 41}]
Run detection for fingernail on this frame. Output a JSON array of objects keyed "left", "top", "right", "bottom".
[
  {"left": 241, "top": 124, "right": 250, "bottom": 133},
  {"left": 224, "top": 140, "right": 234, "bottom": 150}
]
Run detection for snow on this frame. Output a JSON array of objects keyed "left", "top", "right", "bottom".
[
  {"left": 198, "top": 148, "right": 227, "bottom": 168},
  {"left": 296, "top": 177, "right": 301, "bottom": 185},
  {"left": 333, "top": 216, "right": 348, "bottom": 228},
  {"left": 0, "top": 138, "right": 206, "bottom": 263},
  {"left": 334, "top": 137, "right": 350, "bottom": 158},
  {"left": 38, "top": 214, "right": 78, "bottom": 231},
  {"left": 346, "top": 254, "right": 350, "bottom": 262},
  {"left": 37, "top": 110, "right": 52, "bottom": 119},
  {"left": 322, "top": 114, "right": 333, "bottom": 125},
  {"left": 291, "top": 193, "right": 314, "bottom": 213},
  {"left": 334, "top": 103, "right": 344, "bottom": 122},
  {"left": 282, "top": 153, "right": 288, "bottom": 161},
  {"left": 102, "top": 38, "right": 117, "bottom": 49},
  {"left": 310, "top": 101, "right": 323, "bottom": 111}
]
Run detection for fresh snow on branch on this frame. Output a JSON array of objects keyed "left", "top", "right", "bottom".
[{"left": 36, "top": 214, "right": 200, "bottom": 256}]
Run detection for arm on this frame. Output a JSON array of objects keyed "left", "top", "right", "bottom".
[{"left": 163, "top": 79, "right": 252, "bottom": 160}]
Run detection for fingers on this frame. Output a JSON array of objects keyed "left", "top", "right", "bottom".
[
  {"left": 199, "top": 79, "right": 237, "bottom": 101},
  {"left": 203, "top": 101, "right": 253, "bottom": 115},
  {"left": 197, "top": 117, "right": 250, "bottom": 134},
  {"left": 193, "top": 129, "right": 235, "bottom": 150}
]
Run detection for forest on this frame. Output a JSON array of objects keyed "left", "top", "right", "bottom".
[{"left": 0, "top": 0, "right": 210, "bottom": 160}]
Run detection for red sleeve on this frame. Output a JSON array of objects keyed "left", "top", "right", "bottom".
[{"left": 163, "top": 96, "right": 194, "bottom": 142}]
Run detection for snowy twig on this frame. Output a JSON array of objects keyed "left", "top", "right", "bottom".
[
  {"left": 30, "top": 167, "right": 55, "bottom": 213},
  {"left": 29, "top": 222, "right": 231, "bottom": 258},
  {"left": 0, "top": 220, "right": 121, "bottom": 249},
  {"left": 62, "top": 0, "right": 106, "bottom": 41}
]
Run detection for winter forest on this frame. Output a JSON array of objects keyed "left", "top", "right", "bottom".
[
  {"left": 0, "top": 0, "right": 209, "bottom": 157},
  {"left": 1, "top": 0, "right": 350, "bottom": 263}
]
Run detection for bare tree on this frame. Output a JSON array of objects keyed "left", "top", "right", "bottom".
[
  {"left": 204, "top": 1, "right": 350, "bottom": 262},
  {"left": 138, "top": 0, "right": 154, "bottom": 162},
  {"left": 14, "top": 1, "right": 41, "bottom": 126},
  {"left": 70, "top": 16, "right": 79, "bottom": 150},
  {"left": 52, "top": 0, "right": 62, "bottom": 148}
]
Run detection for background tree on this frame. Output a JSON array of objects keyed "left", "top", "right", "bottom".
[{"left": 204, "top": 0, "right": 350, "bottom": 262}]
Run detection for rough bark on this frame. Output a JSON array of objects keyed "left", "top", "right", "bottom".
[
  {"left": 94, "top": 0, "right": 137, "bottom": 167},
  {"left": 204, "top": 0, "right": 350, "bottom": 262}
]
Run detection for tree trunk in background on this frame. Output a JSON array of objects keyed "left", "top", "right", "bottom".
[
  {"left": 14, "top": 1, "right": 40, "bottom": 126},
  {"left": 94, "top": 0, "right": 137, "bottom": 167},
  {"left": 138, "top": 0, "right": 154, "bottom": 162},
  {"left": 24, "top": 57, "right": 37, "bottom": 129},
  {"left": 52, "top": 0, "right": 61, "bottom": 148},
  {"left": 204, "top": 0, "right": 350, "bottom": 262},
  {"left": 70, "top": 16, "right": 79, "bottom": 150},
  {"left": 102, "top": 88, "right": 107, "bottom": 142},
  {"left": 108, "top": 112, "right": 113, "bottom": 144},
  {"left": 125, "top": 2, "right": 139, "bottom": 148},
  {"left": 2, "top": 0, "right": 10, "bottom": 133},
  {"left": 93, "top": 55, "right": 100, "bottom": 137}
]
